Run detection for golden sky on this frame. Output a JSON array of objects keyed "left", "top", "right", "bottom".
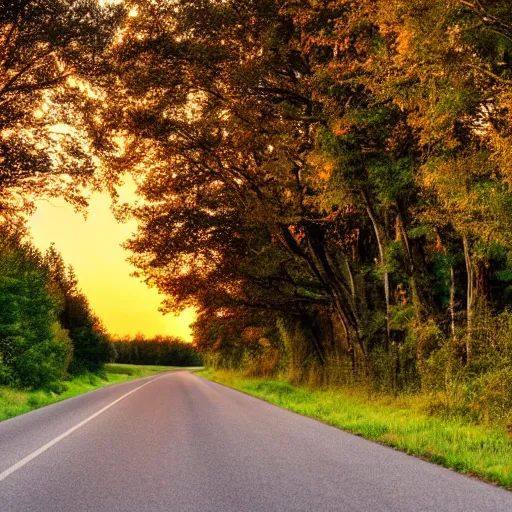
[{"left": 29, "top": 179, "right": 195, "bottom": 341}]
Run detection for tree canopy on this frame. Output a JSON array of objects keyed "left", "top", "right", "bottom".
[
  {"left": 2, "top": 1, "right": 512, "bottom": 420},
  {"left": 0, "top": 0, "right": 125, "bottom": 215},
  {"left": 108, "top": 0, "right": 512, "bottom": 401}
]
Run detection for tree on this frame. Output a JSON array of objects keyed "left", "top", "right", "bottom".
[
  {"left": 0, "top": 227, "right": 71, "bottom": 387},
  {"left": 43, "top": 244, "right": 109, "bottom": 373},
  {"left": 110, "top": 0, "right": 512, "bottom": 394},
  {"left": 0, "top": 0, "right": 125, "bottom": 216}
]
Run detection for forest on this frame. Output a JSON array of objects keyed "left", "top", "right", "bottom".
[{"left": 1, "top": 1, "right": 512, "bottom": 424}]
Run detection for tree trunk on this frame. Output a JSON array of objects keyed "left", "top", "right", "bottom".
[
  {"left": 475, "top": 260, "right": 490, "bottom": 300},
  {"left": 362, "top": 192, "right": 391, "bottom": 352},
  {"left": 462, "top": 235, "right": 473, "bottom": 364},
  {"left": 363, "top": 192, "right": 396, "bottom": 394},
  {"left": 278, "top": 220, "right": 368, "bottom": 372},
  {"left": 396, "top": 211, "right": 423, "bottom": 326},
  {"left": 450, "top": 265, "right": 456, "bottom": 342}
]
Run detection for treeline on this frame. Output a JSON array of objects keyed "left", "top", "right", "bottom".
[
  {"left": 0, "top": 224, "right": 110, "bottom": 389},
  {"left": 111, "top": 335, "right": 202, "bottom": 367}
]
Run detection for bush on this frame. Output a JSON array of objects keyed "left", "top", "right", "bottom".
[
  {"left": 15, "top": 339, "right": 71, "bottom": 389},
  {"left": 469, "top": 368, "right": 512, "bottom": 425},
  {"left": 43, "top": 380, "right": 68, "bottom": 394},
  {"left": 68, "top": 327, "right": 110, "bottom": 374},
  {"left": 0, "top": 358, "right": 14, "bottom": 385}
]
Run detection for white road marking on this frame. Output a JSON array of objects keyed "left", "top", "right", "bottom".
[{"left": 0, "top": 375, "right": 166, "bottom": 482}]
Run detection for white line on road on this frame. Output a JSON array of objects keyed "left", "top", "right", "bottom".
[{"left": 0, "top": 374, "right": 166, "bottom": 483}]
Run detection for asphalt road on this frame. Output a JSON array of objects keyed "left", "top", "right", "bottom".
[{"left": 0, "top": 371, "right": 511, "bottom": 512}]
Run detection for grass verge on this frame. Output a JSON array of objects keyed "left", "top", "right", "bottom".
[
  {"left": 0, "top": 363, "right": 194, "bottom": 422},
  {"left": 199, "top": 369, "right": 512, "bottom": 490}
]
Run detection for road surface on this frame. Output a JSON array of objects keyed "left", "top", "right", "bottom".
[{"left": 0, "top": 371, "right": 511, "bottom": 512}]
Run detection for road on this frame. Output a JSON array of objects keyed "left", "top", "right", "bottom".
[{"left": 0, "top": 371, "right": 511, "bottom": 512}]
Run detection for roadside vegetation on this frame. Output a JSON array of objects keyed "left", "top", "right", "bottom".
[
  {"left": 202, "top": 369, "right": 512, "bottom": 490},
  {"left": 0, "top": 364, "right": 179, "bottom": 422},
  {"left": 0, "top": 224, "right": 112, "bottom": 390},
  {"left": 1, "top": 0, "right": 512, "bottom": 482}
]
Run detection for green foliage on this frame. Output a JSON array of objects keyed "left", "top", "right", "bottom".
[
  {"left": 67, "top": 327, "right": 110, "bottom": 374},
  {"left": 470, "top": 368, "right": 512, "bottom": 425},
  {"left": 277, "top": 317, "right": 318, "bottom": 384},
  {"left": 16, "top": 340, "right": 71, "bottom": 389},
  {"left": 0, "top": 233, "right": 68, "bottom": 388},
  {"left": 43, "top": 246, "right": 110, "bottom": 374},
  {"left": 368, "top": 158, "right": 415, "bottom": 205},
  {"left": 0, "top": 227, "right": 109, "bottom": 389},
  {"left": 423, "top": 339, "right": 464, "bottom": 394}
]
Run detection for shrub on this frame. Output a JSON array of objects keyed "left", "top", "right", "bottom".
[
  {"left": 469, "top": 368, "right": 512, "bottom": 425},
  {"left": 68, "top": 327, "right": 110, "bottom": 374},
  {"left": 44, "top": 380, "right": 68, "bottom": 394},
  {"left": 15, "top": 339, "right": 71, "bottom": 389}
]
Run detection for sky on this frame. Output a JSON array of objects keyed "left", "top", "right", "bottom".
[{"left": 28, "top": 179, "right": 195, "bottom": 341}]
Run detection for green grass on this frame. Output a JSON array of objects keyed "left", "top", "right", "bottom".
[
  {"left": 0, "top": 363, "right": 196, "bottom": 422},
  {"left": 199, "top": 369, "right": 512, "bottom": 490}
]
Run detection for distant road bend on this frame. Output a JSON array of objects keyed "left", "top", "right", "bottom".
[{"left": 0, "top": 371, "right": 511, "bottom": 512}]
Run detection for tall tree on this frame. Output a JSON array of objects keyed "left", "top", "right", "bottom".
[
  {"left": 43, "top": 245, "right": 110, "bottom": 373},
  {"left": 113, "top": 0, "right": 512, "bottom": 390},
  {"left": 0, "top": 226, "right": 72, "bottom": 388}
]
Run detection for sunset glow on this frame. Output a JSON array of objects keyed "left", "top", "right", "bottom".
[{"left": 29, "top": 179, "right": 195, "bottom": 341}]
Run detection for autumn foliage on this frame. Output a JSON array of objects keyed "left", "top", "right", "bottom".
[
  {"left": 109, "top": 1, "right": 512, "bottom": 422},
  {"left": 2, "top": 1, "right": 512, "bottom": 423}
]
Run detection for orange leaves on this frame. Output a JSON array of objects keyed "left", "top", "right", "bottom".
[
  {"left": 288, "top": 225, "right": 306, "bottom": 245},
  {"left": 331, "top": 119, "right": 351, "bottom": 138},
  {"left": 306, "top": 152, "right": 336, "bottom": 186},
  {"left": 395, "top": 27, "right": 413, "bottom": 62},
  {"left": 319, "top": 160, "right": 336, "bottom": 182}
]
